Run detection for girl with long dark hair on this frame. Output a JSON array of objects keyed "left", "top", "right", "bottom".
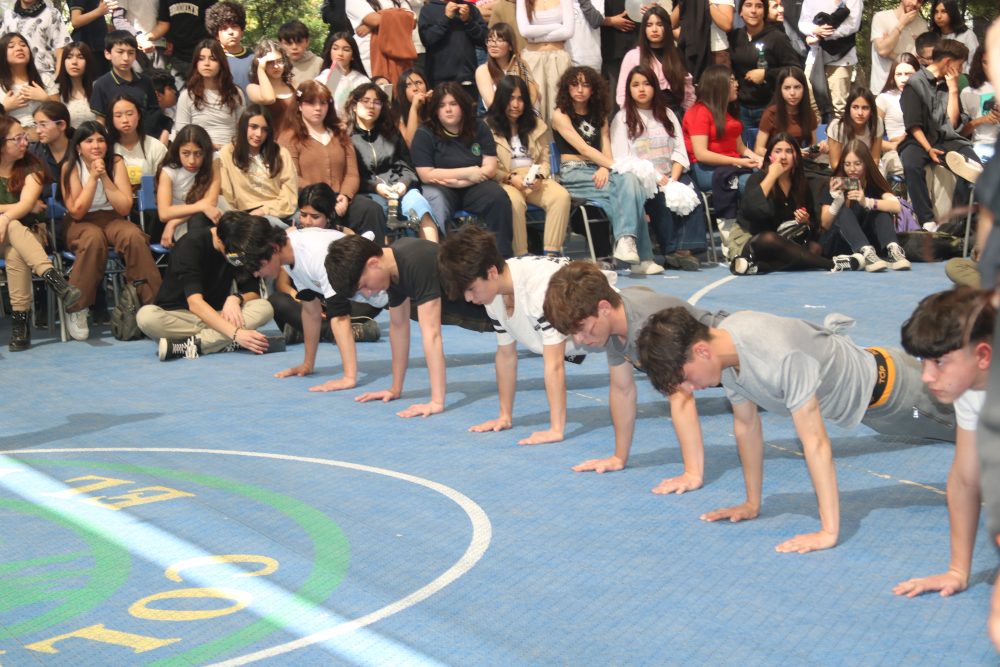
[
  {"left": 753, "top": 66, "right": 818, "bottom": 155},
  {"left": 55, "top": 42, "right": 97, "bottom": 127},
  {"left": 826, "top": 87, "right": 883, "bottom": 170},
  {"left": 107, "top": 94, "right": 167, "bottom": 184},
  {"left": 876, "top": 53, "right": 919, "bottom": 175},
  {"left": 61, "top": 121, "right": 161, "bottom": 339},
  {"left": 612, "top": 65, "right": 704, "bottom": 270},
  {"left": 247, "top": 39, "right": 298, "bottom": 137},
  {"left": 0, "top": 33, "right": 57, "bottom": 139},
  {"left": 930, "top": 0, "right": 978, "bottom": 71},
  {"left": 960, "top": 46, "right": 999, "bottom": 162},
  {"left": 615, "top": 6, "right": 694, "bottom": 117},
  {"left": 156, "top": 124, "right": 222, "bottom": 247},
  {"left": 475, "top": 23, "right": 539, "bottom": 109},
  {"left": 394, "top": 67, "right": 429, "bottom": 147},
  {"left": 819, "top": 139, "right": 910, "bottom": 271},
  {"left": 174, "top": 39, "right": 245, "bottom": 149},
  {"left": 487, "top": 75, "right": 570, "bottom": 256},
  {"left": 315, "top": 31, "right": 370, "bottom": 118}
]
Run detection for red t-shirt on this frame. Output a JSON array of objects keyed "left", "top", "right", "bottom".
[{"left": 682, "top": 102, "right": 744, "bottom": 164}]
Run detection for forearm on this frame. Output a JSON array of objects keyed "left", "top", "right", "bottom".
[
  {"left": 189, "top": 297, "right": 238, "bottom": 338},
  {"left": 147, "top": 20, "right": 170, "bottom": 41},
  {"left": 300, "top": 301, "right": 322, "bottom": 371},
  {"left": 542, "top": 345, "right": 567, "bottom": 434},
  {"left": 495, "top": 344, "right": 518, "bottom": 420},
  {"left": 801, "top": 434, "right": 840, "bottom": 537},
  {"left": 330, "top": 314, "right": 358, "bottom": 382},
  {"left": 421, "top": 328, "right": 446, "bottom": 406},
  {"left": 910, "top": 127, "right": 934, "bottom": 153},
  {"left": 948, "top": 92, "right": 961, "bottom": 128},
  {"left": 669, "top": 390, "right": 704, "bottom": 481},
  {"left": 946, "top": 472, "right": 981, "bottom": 578},
  {"left": 733, "top": 410, "right": 764, "bottom": 510},
  {"left": 388, "top": 311, "right": 410, "bottom": 395},
  {"left": 608, "top": 375, "right": 637, "bottom": 464}
]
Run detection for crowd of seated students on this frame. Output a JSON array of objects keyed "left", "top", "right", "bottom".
[{"left": 0, "top": 0, "right": 994, "bottom": 352}]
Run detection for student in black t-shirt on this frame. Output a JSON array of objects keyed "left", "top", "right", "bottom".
[
  {"left": 136, "top": 211, "right": 275, "bottom": 361},
  {"left": 146, "top": 0, "right": 213, "bottom": 80},
  {"left": 325, "top": 233, "right": 491, "bottom": 418},
  {"left": 410, "top": 81, "right": 514, "bottom": 257},
  {"left": 818, "top": 139, "right": 911, "bottom": 272}
]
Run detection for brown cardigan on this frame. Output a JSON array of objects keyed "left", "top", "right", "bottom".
[{"left": 278, "top": 129, "right": 360, "bottom": 198}]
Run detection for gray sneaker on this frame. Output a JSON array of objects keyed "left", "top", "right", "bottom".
[
  {"left": 860, "top": 246, "right": 889, "bottom": 272},
  {"left": 886, "top": 242, "right": 911, "bottom": 270}
]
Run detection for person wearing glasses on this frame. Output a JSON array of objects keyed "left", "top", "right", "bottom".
[{"left": 136, "top": 210, "right": 275, "bottom": 361}]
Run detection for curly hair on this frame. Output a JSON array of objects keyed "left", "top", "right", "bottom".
[
  {"left": 205, "top": 0, "right": 246, "bottom": 34},
  {"left": 437, "top": 226, "right": 505, "bottom": 301},
  {"left": 542, "top": 261, "right": 621, "bottom": 335},
  {"left": 637, "top": 307, "right": 712, "bottom": 396},
  {"left": 554, "top": 66, "right": 609, "bottom": 125},
  {"left": 346, "top": 82, "right": 397, "bottom": 137},
  {"left": 249, "top": 39, "right": 293, "bottom": 87}
]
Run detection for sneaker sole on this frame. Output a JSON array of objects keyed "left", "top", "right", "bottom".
[{"left": 157, "top": 338, "right": 169, "bottom": 361}]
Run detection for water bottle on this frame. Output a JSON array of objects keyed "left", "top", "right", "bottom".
[
  {"left": 755, "top": 42, "right": 767, "bottom": 70},
  {"left": 387, "top": 194, "right": 400, "bottom": 229}
]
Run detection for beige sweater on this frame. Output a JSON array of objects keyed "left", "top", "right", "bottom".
[{"left": 219, "top": 143, "right": 298, "bottom": 218}]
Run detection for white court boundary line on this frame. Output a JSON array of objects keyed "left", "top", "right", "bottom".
[
  {"left": 687, "top": 274, "right": 736, "bottom": 306},
  {"left": 6, "top": 447, "right": 493, "bottom": 666}
]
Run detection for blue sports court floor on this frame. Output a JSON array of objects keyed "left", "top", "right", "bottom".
[{"left": 1, "top": 258, "right": 996, "bottom": 665}]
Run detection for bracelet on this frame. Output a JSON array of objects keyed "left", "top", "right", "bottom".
[
  {"left": 232, "top": 326, "right": 241, "bottom": 342},
  {"left": 231, "top": 293, "right": 244, "bottom": 306}
]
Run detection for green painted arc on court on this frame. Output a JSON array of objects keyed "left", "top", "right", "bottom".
[{"left": 6, "top": 458, "right": 351, "bottom": 666}]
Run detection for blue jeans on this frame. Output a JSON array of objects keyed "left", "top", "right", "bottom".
[
  {"left": 364, "top": 189, "right": 440, "bottom": 232},
  {"left": 557, "top": 161, "right": 654, "bottom": 261},
  {"left": 739, "top": 105, "right": 765, "bottom": 148},
  {"left": 645, "top": 176, "right": 707, "bottom": 255},
  {"left": 690, "top": 162, "right": 751, "bottom": 194}
]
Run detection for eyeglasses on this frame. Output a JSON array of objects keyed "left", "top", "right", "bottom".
[
  {"left": 358, "top": 98, "right": 383, "bottom": 107},
  {"left": 34, "top": 120, "right": 61, "bottom": 130},
  {"left": 486, "top": 37, "right": 507, "bottom": 45},
  {"left": 5, "top": 133, "right": 28, "bottom": 144}
]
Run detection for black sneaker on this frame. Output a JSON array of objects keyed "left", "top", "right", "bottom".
[
  {"left": 729, "top": 256, "right": 757, "bottom": 275},
  {"left": 831, "top": 254, "right": 862, "bottom": 272},
  {"left": 351, "top": 316, "right": 380, "bottom": 342},
  {"left": 158, "top": 336, "right": 201, "bottom": 361},
  {"left": 282, "top": 323, "right": 304, "bottom": 345}
]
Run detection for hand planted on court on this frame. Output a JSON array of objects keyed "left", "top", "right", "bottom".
[
  {"left": 700, "top": 501, "right": 759, "bottom": 523},
  {"left": 892, "top": 570, "right": 968, "bottom": 598},
  {"left": 518, "top": 428, "right": 564, "bottom": 446},
  {"left": 356, "top": 389, "right": 400, "bottom": 403},
  {"left": 309, "top": 376, "right": 357, "bottom": 392},
  {"left": 572, "top": 455, "right": 624, "bottom": 473},
  {"left": 651, "top": 472, "right": 703, "bottom": 495},
  {"left": 775, "top": 529, "right": 837, "bottom": 554},
  {"left": 469, "top": 417, "right": 512, "bottom": 433},
  {"left": 397, "top": 401, "right": 444, "bottom": 418},
  {"left": 275, "top": 362, "right": 313, "bottom": 379}
]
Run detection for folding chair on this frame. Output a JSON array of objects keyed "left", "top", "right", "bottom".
[
  {"left": 135, "top": 174, "right": 170, "bottom": 267},
  {"left": 548, "top": 142, "right": 611, "bottom": 262}
]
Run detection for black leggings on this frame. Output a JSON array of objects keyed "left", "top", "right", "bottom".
[{"left": 744, "top": 230, "right": 832, "bottom": 273}]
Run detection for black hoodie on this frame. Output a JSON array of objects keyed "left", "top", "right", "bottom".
[{"left": 729, "top": 23, "right": 804, "bottom": 110}]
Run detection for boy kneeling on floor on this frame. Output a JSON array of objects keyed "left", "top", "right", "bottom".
[{"left": 137, "top": 211, "right": 276, "bottom": 360}]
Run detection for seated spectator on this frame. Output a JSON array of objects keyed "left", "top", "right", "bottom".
[
  {"left": 219, "top": 105, "right": 297, "bottom": 227},
  {"left": 419, "top": 0, "right": 488, "bottom": 93},
  {"left": 615, "top": 6, "right": 694, "bottom": 118},
  {"left": 551, "top": 65, "right": 661, "bottom": 273},
  {"left": 411, "top": 82, "right": 514, "bottom": 257},
  {"left": 612, "top": 65, "right": 705, "bottom": 270},
  {"left": 898, "top": 39, "right": 981, "bottom": 230},
  {"left": 931, "top": 0, "right": 978, "bottom": 72},
  {"left": 394, "top": 67, "right": 430, "bottom": 146},
  {"left": 108, "top": 94, "right": 167, "bottom": 186},
  {"left": 960, "top": 46, "right": 999, "bottom": 163},
  {"left": 280, "top": 20, "right": 323, "bottom": 88},
  {"left": 205, "top": 1, "right": 253, "bottom": 93},
  {"left": 30, "top": 101, "right": 72, "bottom": 183},
  {"left": 729, "top": 0, "right": 802, "bottom": 134},
  {"left": 347, "top": 82, "right": 439, "bottom": 241},
  {"left": 730, "top": 132, "right": 857, "bottom": 274},
  {"left": 56, "top": 41, "right": 97, "bottom": 128},
  {"left": 315, "top": 32, "right": 370, "bottom": 120},
  {"left": 876, "top": 53, "right": 919, "bottom": 175},
  {"left": 754, "top": 66, "right": 819, "bottom": 154},
  {"left": 173, "top": 39, "right": 246, "bottom": 149},
  {"left": 798, "top": 0, "right": 861, "bottom": 120},
  {"left": 476, "top": 22, "right": 539, "bottom": 110},
  {"left": 156, "top": 124, "right": 221, "bottom": 247},
  {"left": 818, "top": 139, "right": 910, "bottom": 271},
  {"left": 278, "top": 80, "right": 385, "bottom": 243},
  {"left": 0, "top": 33, "right": 58, "bottom": 140},
  {"left": 137, "top": 211, "right": 275, "bottom": 360},
  {"left": 487, "top": 75, "right": 570, "bottom": 256},
  {"left": 0, "top": 116, "right": 81, "bottom": 351},
  {"left": 247, "top": 39, "right": 298, "bottom": 137},
  {"left": 61, "top": 120, "right": 161, "bottom": 340},
  {"left": 0, "top": 0, "right": 71, "bottom": 80},
  {"left": 827, "top": 87, "right": 883, "bottom": 170},
  {"left": 217, "top": 210, "right": 380, "bottom": 389}
]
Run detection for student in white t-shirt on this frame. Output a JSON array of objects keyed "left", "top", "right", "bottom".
[
  {"left": 959, "top": 45, "right": 1000, "bottom": 163},
  {"left": 875, "top": 53, "right": 919, "bottom": 175},
  {"left": 437, "top": 225, "right": 595, "bottom": 445},
  {"left": 896, "top": 287, "right": 995, "bottom": 599}
]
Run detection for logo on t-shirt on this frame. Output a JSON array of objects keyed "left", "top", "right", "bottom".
[{"left": 471, "top": 143, "right": 481, "bottom": 157}]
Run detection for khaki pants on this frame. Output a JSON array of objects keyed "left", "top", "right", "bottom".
[
  {"left": 136, "top": 299, "right": 274, "bottom": 354},
  {"left": 501, "top": 175, "right": 571, "bottom": 255},
  {"left": 521, "top": 48, "right": 571, "bottom": 127},
  {"left": 64, "top": 210, "right": 161, "bottom": 311},
  {"left": 2, "top": 221, "right": 53, "bottom": 311}
]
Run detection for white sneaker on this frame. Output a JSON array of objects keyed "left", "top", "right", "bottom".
[
  {"left": 945, "top": 151, "right": 983, "bottom": 184},
  {"left": 860, "top": 246, "right": 889, "bottom": 272},
  {"left": 66, "top": 309, "right": 89, "bottom": 341},
  {"left": 830, "top": 254, "right": 862, "bottom": 272},
  {"left": 886, "top": 242, "right": 911, "bottom": 270},
  {"left": 613, "top": 236, "right": 640, "bottom": 264},
  {"left": 630, "top": 260, "right": 665, "bottom": 275}
]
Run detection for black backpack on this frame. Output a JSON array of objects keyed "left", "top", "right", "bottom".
[{"left": 110, "top": 279, "right": 146, "bottom": 341}]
